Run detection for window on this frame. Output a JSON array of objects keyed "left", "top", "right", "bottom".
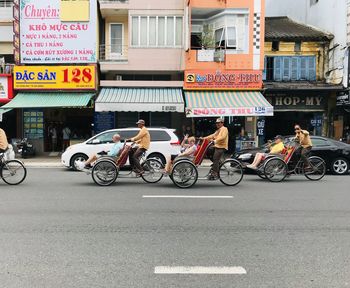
[
  {"left": 214, "top": 27, "right": 237, "bottom": 49},
  {"left": 90, "top": 131, "right": 116, "bottom": 144},
  {"left": 272, "top": 41, "right": 279, "bottom": 51},
  {"left": 131, "top": 16, "right": 183, "bottom": 47},
  {"left": 215, "top": 28, "right": 225, "bottom": 48},
  {"left": 294, "top": 41, "right": 301, "bottom": 52},
  {"left": 149, "top": 130, "right": 171, "bottom": 141},
  {"left": 264, "top": 56, "right": 317, "bottom": 81},
  {"left": 226, "top": 27, "right": 237, "bottom": 48},
  {"left": 110, "top": 24, "right": 123, "bottom": 55},
  {"left": 312, "top": 138, "right": 331, "bottom": 147}
]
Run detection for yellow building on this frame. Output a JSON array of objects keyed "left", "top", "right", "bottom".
[{"left": 263, "top": 17, "right": 343, "bottom": 139}]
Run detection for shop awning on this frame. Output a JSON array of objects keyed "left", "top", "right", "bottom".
[
  {"left": 1, "top": 93, "right": 94, "bottom": 109},
  {"left": 95, "top": 88, "right": 184, "bottom": 112},
  {"left": 0, "top": 108, "right": 12, "bottom": 122},
  {"left": 184, "top": 91, "right": 274, "bottom": 117}
]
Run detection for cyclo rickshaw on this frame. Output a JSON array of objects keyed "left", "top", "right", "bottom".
[
  {"left": 90, "top": 141, "right": 163, "bottom": 186},
  {"left": 255, "top": 138, "right": 326, "bottom": 182},
  {"left": 169, "top": 139, "right": 244, "bottom": 188}
]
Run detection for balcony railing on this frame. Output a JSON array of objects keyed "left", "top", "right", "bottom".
[
  {"left": 99, "top": 44, "right": 128, "bottom": 62},
  {"left": 0, "top": 63, "right": 14, "bottom": 74},
  {"left": 0, "top": 0, "right": 13, "bottom": 7}
]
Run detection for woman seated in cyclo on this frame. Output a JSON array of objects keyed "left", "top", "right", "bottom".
[
  {"left": 162, "top": 135, "right": 197, "bottom": 175},
  {"left": 79, "top": 134, "right": 123, "bottom": 170},
  {"left": 247, "top": 135, "right": 285, "bottom": 170}
]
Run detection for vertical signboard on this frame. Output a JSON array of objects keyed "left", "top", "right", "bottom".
[{"left": 19, "top": 0, "right": 98, "bottom": 64}]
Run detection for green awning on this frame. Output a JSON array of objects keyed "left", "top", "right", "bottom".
[
  {"left": 96, "top": 88, "right": 184, "bottom": 112},
  {"left": 184, "top": 91, "right": 274, "bottom": 117},
  {"left": 1, "top": 93, "right": 95, "bottom": 109}
]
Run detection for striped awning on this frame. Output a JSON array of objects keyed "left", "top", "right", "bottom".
[
  {"left": 184, "top": 91, "right": 274, "bottom": 117},
  {"left": 1, "top": 93, "right": 94, "bottom": 109},
  {"left": 95, "top": 88, "right": 184, "bottom": 112}
]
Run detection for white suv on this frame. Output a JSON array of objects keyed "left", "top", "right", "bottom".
[{"left": 61, "top": 127, "right": 181, "bottom": 170}]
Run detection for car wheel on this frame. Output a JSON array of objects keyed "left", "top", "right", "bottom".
[
  {"left": 148, "top": 153, "right": 166, "bottom": 165},
  {"left": 331, "top": 158, "right": 349, "bottom": 175},
  {"left": 70, "top": 153, "right": 88, "bottom": 171}
]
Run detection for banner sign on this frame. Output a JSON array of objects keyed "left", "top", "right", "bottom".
[
  {"left": 184, "top": 70, "right": 263, "bottom": 90},
  {"left": 265, "top": 93, "right": 325, "bottom": 111},
  {"left": 19, "top": 0, "right": 97, "bottom": 64},
  {"left": 14, "top": 66, "right": 96, "bottom": 90},
  {"left": 257, "top": 119, "right": 265, "bottom": 136},
  {"left": 336, "top": 91, "right": 350, "bottom": 106},
  {"left": 185, "top": 107, "right": 274, "bottom": 117},
  {"left": 0, "top": 75, "right": 14, "bottom": 103},
  {"left": 94, "top": 112, "right": 115, "bottom": 134}
]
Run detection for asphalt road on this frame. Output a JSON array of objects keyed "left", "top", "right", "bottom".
[{"left": 0, "top": 168, "right": 349, "bottom": 288}]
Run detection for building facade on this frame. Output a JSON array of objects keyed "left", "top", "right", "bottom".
[
  {"left": 266, "top": 0, "right": 350, "bottom": 142},
  {"left": 1, "top": 0, "right": 98, "bottom": 154},
  {"left": 95, "top": 0, "right": 186, "bottom": 134},
  {"left": 183, "top": 0, "right": 271, "bottom": 151}
]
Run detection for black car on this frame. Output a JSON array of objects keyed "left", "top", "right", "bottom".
[{"left": 233, "top": 136, "right": 350, "bottom": 175}]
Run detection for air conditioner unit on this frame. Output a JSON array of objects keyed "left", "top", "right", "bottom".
[
  {"left": 191, "top": 25, "right": 203, "bottom": 33},
  {"left": 115, "top": 75, "right": 122, "bottom": 80}
]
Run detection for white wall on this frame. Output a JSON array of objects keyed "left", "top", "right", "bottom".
[{"left": 266, "top": 0, "right": 347, "bottom": 85}]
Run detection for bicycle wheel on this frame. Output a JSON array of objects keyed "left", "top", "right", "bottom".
[
  {"left": 304, "top": 156, "right": 326, "bottom": 181},
  {"left": 171, "top": 160, "right": 198, "bottom": 188},
  {"left": 91, "top": 160, "right": 118, "bottom": 186},
  {"left": 263, "top": 158, "right": 288, "bottom": 182},
  {"left": 219, "top": 159, "right": 243, "bottom": 186},
  {"left": 141, "top": 158, "right": 163, "bottom": 184},
  {"left": 1, "top": 160, "right": 27, "bottom": 185}
]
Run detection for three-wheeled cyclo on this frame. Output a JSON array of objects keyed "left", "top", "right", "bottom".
[{"left": 86, "top": 139, "right": 244, "bottom": 188}]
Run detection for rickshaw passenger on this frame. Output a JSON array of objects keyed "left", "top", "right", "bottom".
[
  {"left": 81, "top": 134, "right": 123, "bottom": 169},
  {"left": 163, "top": 136, "right": 197, "bottom": 174},
  {"left": 247, "top": 135, "right": 284, "bottom": 170}
]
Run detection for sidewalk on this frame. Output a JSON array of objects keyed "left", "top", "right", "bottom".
[{"left": 20, "top": 156, "right": 213, "bottom": 168}]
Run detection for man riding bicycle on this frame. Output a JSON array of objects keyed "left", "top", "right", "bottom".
[
  {"left": 294, "top": 124, "right": 313, "bottom": 169},
  {"left": 126, "top": 119, "right": 150, "bottom": 175},
  {"left": 202, "top": 118, "right": 228, "bottom": 180}
]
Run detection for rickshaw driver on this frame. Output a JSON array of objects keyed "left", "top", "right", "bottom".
[
  {"left": 201, "top": 118, "right": 229, "bottom": 180},
  {"left": 126, "top": 119, "right": 151, "bottom": 175}
]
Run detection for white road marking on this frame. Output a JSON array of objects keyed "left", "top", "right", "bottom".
[
  {"left": 154, "top": 266, "right": 246, "bottom": 274},
  {"left": 143, "top": 195, "right": 233, "bottom": 199}
]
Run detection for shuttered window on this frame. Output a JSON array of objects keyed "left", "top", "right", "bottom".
[{"left": 270, "top": 56, "right": 316, "bottom": 81}]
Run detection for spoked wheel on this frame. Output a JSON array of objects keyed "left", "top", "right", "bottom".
[
  {"left": 219, "top": 159, "right": 243, "bottom": 186},
  {"left": 91, "top": 160, "right": 118, "bottom": 186},
  {"left": 141, "top": 158, "right": 164, "bottom": 183},
  {"left": 1, "top": 160, "right": 27, "bottom": 185},
  {"left": 263, "top": 158, "right": 288, "bottom": 182},
  {"left": 304, "top": 156, "right": 326, "bottom": 181},
  {"left": 256, "top": 167, "right": 266, "bottom": 179},
  {"left": 171, "top": 160, "right": 198, "bottom": 189}
]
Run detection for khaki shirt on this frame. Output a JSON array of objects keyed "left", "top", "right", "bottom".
[
  {"left": 0, "top": 128, "right": 9, "bottom": 151},
  {"left": 131, "top": 126, "right": 150, "bottom": 150},
  {"left": 296, "top": 130, "right": 312, "bottom": 148},
  {"left": 205, "top": 126, "right": 229, "bottom": 150}
]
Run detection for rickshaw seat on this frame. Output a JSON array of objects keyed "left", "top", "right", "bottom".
[
  {"left": 116, "top": 145, "right": 131, "bottom": 167},
  {"left": 193, "top": 139, "right": 210, "bottom": 166},
  {"left": 283, "top": 147, "right": 295, "bottom": 163}
]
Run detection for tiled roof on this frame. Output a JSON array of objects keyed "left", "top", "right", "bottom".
[{"left": 265, "top": 17, "right": 333, "bottom": 41}]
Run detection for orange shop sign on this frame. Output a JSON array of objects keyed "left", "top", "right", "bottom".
[{"left": 184, "top": 70, "right": 263, "bottom": 90}]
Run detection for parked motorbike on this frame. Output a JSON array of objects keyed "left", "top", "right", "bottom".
[{"left": 16, "top": 138, "right": 36, "bottom": 158}]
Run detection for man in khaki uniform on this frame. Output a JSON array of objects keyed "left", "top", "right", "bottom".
[
  {"left": 127, "top": 119, "right": 150, "bottom": 175},
  {"left": 203, "top": 118, "right": 229, "bottom": 179},
  {"left": 0, "top": 128, "right": 9, "bottom": 153},
  {"left": 294, "top": 124, "right": 313, "bottom": 168}
]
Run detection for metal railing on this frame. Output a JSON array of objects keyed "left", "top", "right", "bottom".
[
  {"left": 0, "top": 63, "right": 14, "bottom": 74},
  {"left": 0, "top": 0, "right": 13, "bottom": 7},
  {"left": 99, "top": 44, "right": 128, "bottom": 61}
]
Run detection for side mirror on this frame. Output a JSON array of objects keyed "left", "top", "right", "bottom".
[{"left": 92, "top": 139, "right": 101, "bottom": 144}]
